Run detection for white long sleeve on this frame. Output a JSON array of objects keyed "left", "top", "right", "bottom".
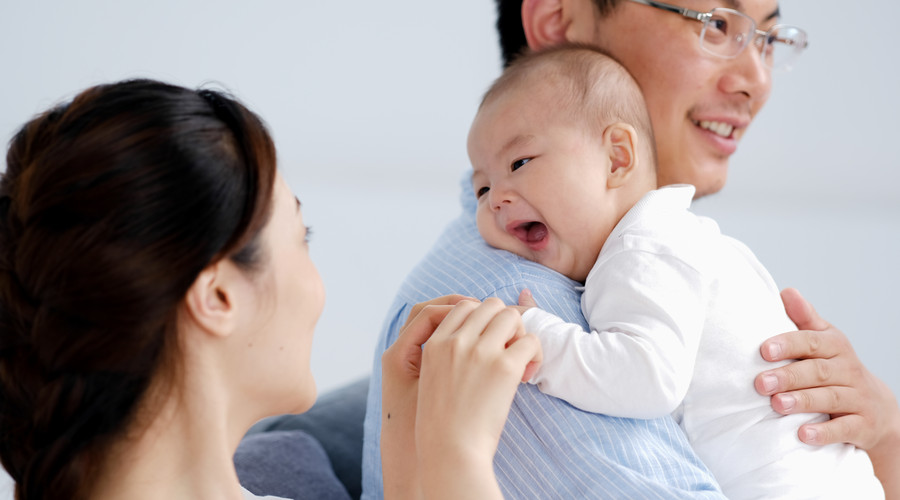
[
  {"left": 523, "top": 185, "right": 883, "bottom": 499},
  {"left": 524, "top": 245, "right": 708, "bottom": 418}
]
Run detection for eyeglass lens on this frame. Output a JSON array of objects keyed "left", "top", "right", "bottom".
[{"left": 699, "top": 9, "right": 806, "bottom": 69}]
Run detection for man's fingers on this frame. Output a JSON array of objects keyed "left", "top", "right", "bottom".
[
  {"left": 798, "top": 414, "right": 868, "bottom": 448},
  {"left": 780, "top": 287, "right": 829, "bottom": 332},
  {"left": 769, "top": 386, "right": 861, "bottom": 417},
  {"left": 756, "top": 356, "right": 851, "bottom": 396},
  {"left": 758, "top": 326, "right": 851, "bottom": 363}
]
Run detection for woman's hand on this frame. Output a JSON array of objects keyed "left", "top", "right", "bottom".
[
  {"left": 381, "top": 294, "right": 472, "bottom": 500},
  {"left": 416, "top": 297, "right": 542, "bottom": 500},
  {"left": 755, "top": 288, "right": 900, "bottom": 496}
]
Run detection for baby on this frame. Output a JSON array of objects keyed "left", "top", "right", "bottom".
[{"left": 468, "top": 45, "right": 883, "bottom": 499}]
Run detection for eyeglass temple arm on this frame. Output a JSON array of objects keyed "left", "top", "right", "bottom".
[{"left": 628, "top": 0, "right": 710, "bottom": 22}]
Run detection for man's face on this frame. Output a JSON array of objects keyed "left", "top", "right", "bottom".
[{"left": 579, "top": 0, "right": 778, "bottom": 197}]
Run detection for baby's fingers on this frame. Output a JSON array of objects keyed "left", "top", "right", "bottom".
[{"left": 506, "top": 333, "right": 542, "bottom": 382}]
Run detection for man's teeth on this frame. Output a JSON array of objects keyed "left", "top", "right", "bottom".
[{"left": 696, "top": 120, "right": 734, "bottom": 138}]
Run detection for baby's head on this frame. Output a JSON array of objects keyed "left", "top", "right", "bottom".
[{"left": 469, "top": 44, "right": 658, "bottom": 282}]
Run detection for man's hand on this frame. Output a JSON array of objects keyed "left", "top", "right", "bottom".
[{"left": 755, "top": 288, "right": 900, "bottom": 497}]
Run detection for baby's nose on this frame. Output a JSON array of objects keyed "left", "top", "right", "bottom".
[{"left": 489, "top": 185, "right": 515, "bottom": 211}]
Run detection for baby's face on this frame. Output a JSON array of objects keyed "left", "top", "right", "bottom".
[{"left": 468, "top": 86, "right": 624, "bottom": 283}]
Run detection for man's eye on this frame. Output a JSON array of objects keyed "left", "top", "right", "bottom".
[
  {"left": 512, "top": 158, "right": 531, "bottom": 171},
  {"left": 710, "top": 17, "right": 728, "bottom": 34},
  {"left": 476, "top": 186, "right": 490, "bottom": 198}
]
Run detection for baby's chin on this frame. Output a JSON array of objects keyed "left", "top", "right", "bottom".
[
  {"left": 503, "top": 245, "right": 586, "bottom": 283},
  {"left": 542, "top": 256, "right": 588, "bottom": 284}
]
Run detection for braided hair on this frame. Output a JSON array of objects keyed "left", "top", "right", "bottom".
[{"left": 0, "top": 79, "right": 276, "bottom": 499}]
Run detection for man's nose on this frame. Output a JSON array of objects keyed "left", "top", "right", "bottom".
[{"left": 719, "top": 38, "right": 772, "bottom": 104}]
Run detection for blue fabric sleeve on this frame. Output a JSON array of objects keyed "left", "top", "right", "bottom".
[{"left": 361, "top": 172, "right": 723, "bottom": 499}]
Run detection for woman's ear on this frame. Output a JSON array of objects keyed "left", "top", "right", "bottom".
[
  {"left": 604, "top": 122, "right": 640, "bottom": 189},
  {"left": 183, "top": 261, "right": 238, "bottom": 339}
]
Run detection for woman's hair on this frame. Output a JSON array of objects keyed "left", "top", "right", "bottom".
[{"left": 0, "top": 79, "right": 277, "bottom": 499}]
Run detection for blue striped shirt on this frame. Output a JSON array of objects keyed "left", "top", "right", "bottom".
[{"left": 361, "top": 174, "right": 723, "bottom": 499}]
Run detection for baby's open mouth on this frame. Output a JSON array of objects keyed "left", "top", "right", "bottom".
[{"left": 512, "top": 221, "right": 548, "bottom": 246}]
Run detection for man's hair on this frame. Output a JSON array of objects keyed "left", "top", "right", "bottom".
[
  {"left": 494, "top": 0, "right": 624, "bottom": 67},
  {"left": 481, "top": 44, "right": 657, "bottom": 169}
]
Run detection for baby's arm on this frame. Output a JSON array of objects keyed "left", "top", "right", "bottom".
[{"left": 522, "top": 250, "right": 707, "bottom": 419}]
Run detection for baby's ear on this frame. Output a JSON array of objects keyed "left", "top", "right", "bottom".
[{"left": 604, "top": 123, "right": 640, "bottom": 189}]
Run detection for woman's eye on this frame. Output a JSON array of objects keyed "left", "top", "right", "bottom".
[
  {"left": 511, "top": 158, "right": 531, "bottom": 171},
  {"left": 476, "top": 186, "right": 490, "bottom": 198}
]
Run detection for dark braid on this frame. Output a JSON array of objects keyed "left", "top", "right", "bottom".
[{"left": 0, "top": 79, "right": 276, "bottom": 499}]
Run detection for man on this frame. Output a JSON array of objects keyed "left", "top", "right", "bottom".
[{"left": 361, "top": 0, "right": 900, "bottom": 497}]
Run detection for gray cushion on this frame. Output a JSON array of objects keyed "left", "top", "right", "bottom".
[
  {"left": 240, "top": 377, "right": 369, "bottom": 499},
  {"left": 235, "top": 430, "right": 351, "bottom": 500}
]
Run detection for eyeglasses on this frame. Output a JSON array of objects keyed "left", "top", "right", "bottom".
[{"left": 628, "top": 0, "right": 809, "bottom": 70}]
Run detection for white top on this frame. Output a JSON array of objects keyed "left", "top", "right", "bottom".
[
  {"left": 524, "top": 185, "right": 883, "bottom": 499},
  {"left": 241, "top": 486, "right": 289, "bottom": 500}
]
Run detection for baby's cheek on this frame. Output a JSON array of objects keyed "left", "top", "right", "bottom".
[{"left": 475, "top": 213, "right": 501, "bottom": 248}]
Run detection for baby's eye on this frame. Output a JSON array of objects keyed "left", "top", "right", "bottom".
[
  {"left": 511, "top": 158, "right": 531, "bottom": 171},
  {"left": 476, "top": 186, "right": 490, "bottom": 198}
]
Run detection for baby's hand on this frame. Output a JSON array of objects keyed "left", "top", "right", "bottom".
[
  {"left": 512, "top": 288, "right": 538, "bottom": 315},
  {"left": 513, "top": 289, "right": 541, "bottom": 381}
]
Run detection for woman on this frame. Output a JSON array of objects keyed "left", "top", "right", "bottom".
[{"left": 0, "top": 80, "right": 539, "bottom": 499}]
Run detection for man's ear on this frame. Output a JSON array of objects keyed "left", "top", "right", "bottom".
[
  {"left": 522, "top": 0, "right": 569, "bottom": 51},
  {"left": 523, "top": 0, "right": 599, "bottom": 50},
  {"left": 183, "top": 261, "right": 238, "bottom": 339},
  {"left": 604, "top": 122, "right": 640, "bottom": 189}
]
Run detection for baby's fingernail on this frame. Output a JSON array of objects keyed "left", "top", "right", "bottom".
[
  {"left": 777, "top": 394, "right": 795, "bottom": 412},
  {"left": 767, "top": 342, "right": 782, "bottom": 360},
  {"left": 801, "top": 427, "right": 819, "bottom": 444},
  {"left": 762, "top": 374, "right": 778, "bottom": 394}
]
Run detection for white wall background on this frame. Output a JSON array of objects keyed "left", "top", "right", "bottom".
[{"left": 0, "top": 0, "right": 898, "bottom": 494}]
